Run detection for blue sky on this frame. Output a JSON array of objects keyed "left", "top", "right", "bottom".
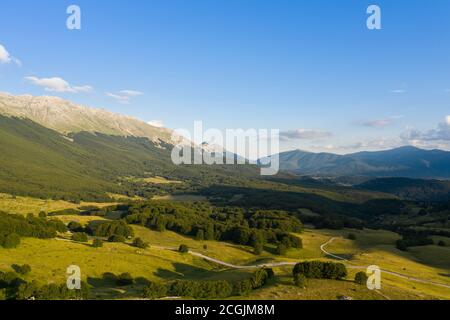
[{"left": 1, "top": 0, "right": 449, "bottom": 154}]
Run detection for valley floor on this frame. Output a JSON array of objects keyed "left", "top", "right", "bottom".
[{"left": 1, "top": 210, "right": 449, "bottom": 300}]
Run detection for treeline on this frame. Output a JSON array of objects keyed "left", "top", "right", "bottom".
[
  {"left": 396, "top": 229, "right": 434, "bottom": 251},
  {"left": 0, "top": 212, "right": 66, "bottom": 248},
  {"left": 0, "top": 271, "right": 89, "bottom": 300},
  {"left": 67, "top": 220, "right": 134, "bottom": 240},
  {"left": 142, "top": 268, "right": 274, "bottom": 300},
  {"left": 292, "top": 261, "right": 347, "bottom": 280},
  {"left": 115, "top": 201, "right": 303, "bottom": 253}
]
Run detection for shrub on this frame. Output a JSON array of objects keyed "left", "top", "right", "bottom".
[
  {"left": 143, "top": 282, "right": 168, "bottom": 299},
  {"left": 178, "top": 244, "right": 189, "bottom": 253},
  {"left": 0, "top": 289, "right": 6, "bottom": 300},
  {"left": 253, "top": 241, "right": 264, "bottom": 255},
  {"left": 92, "top": 238, "right": 103, "bottom": 248},
  {"left": 347, "top": 233, "right": 356, "bottom": 240},
  {"left": 250, "top": 268, "right": 273, "bottom": 289},
  {"left": 354, "top": 272, "right": 368, "bottom": 285},
  {"left": 116, "top": 273, "right": 134, "bottom": 286},
  {"left": 13, "top": 264, "right": 31, "bottom": 275},
  {"left": 169, "top": 280, "right": 232, "bottom": 299},
  {"left": 108, "top": 234, "right": 126, "bottom": 243},
  {"left": 72, "top": 232, "right": 88, "bottom": 243},
  {"left": 68, "top": 221, "right": 83, "bottom": 232},
  {"left": 275, "top": 243, "right": 287, "bottom": 255},
  {"left": 294, "top": 273, "right": 307, "bottom": 288},
  {"left": 0, "top": 233, "right": 21, "bottom": 249},
  {"left": 233, "top": 280, "right": 253, "bottom": 296},
  {"left": 195, "top": 230, "right": 205, "bottom": 241},
  {"left": 133, "top": 237, "right": 149, "bottom": 249}
]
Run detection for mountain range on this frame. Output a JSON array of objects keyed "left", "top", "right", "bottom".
[
  {"left": 1, "top": 92, "right": 450, "bottom": 204},
  {"left": 275, "top": 147, "right": 450, "bottom": 179}
]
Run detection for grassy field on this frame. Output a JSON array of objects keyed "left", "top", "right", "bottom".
[
  {"left": 0, "top": 193, "right": 115, "bottom": 215},
  {"left": 152, "top": 195, "right": 208, "bottom": 202},
  {"left": 315, "top": 228, "right": 450, "bottom": 299},
  {"left": 1, "top": 207, "right": 449, "bottom": 300},
  {"left": 123, "top": 176, "right": 182, "bottom": 185}
]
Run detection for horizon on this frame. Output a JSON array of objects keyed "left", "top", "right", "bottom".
[
  {"left": 2, "top": 90, "right": 448, "bottom": 158},
  {"left": 1, "top": 1, "right": 450, "bottom": 156}
]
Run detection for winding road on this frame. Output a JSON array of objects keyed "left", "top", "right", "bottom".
[
  {"left": 154, "top": 238, "right": 450, "bottom": 290},
  {"left": 319, "top": 237, "right": 450, "bottom": 289}
]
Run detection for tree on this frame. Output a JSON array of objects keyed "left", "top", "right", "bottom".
[
  {"left": 233, "top": 280, "right": 252, "bottom": 296},
  {"left": 143, "top": 282, "right": 167, "bottom": 299},
  {"left": 293, "top": 261, "right": 347, "bottom": 280},
  {"left": 0, "top": 289, "right": 6, "bottom": 300},
  {"left": 347, "top": 233, "right": 356, "bottom": 240},
  {"left": 68, "top": 221, "right": 83, "bottom": 232},
  {"left": 13, "top": 264, "right": 31, "bottom": 275},
  {"left": 354, "top": 272, "right": 368, "bottom": 285},
  {"left": 16, "top": 281, "right": 39, "bottom": 300},
  {"left": 108, "top": 234, "right": 126, "bottom": 243},
  {"left": 178, "top": 244, "right": 189, "bottom": 253},
  {"left": 72, "top": 232, "right": 88, "bottom": 243},
  {"left": 195, "top": 230, "right": 205, "bottom": 241},
  {"left": 0, "top": 233, "right": 21, "bottom": 249},
  {"left": 294, "top": 273, "right": 307, "bottom": 288},
  {"left": 92, "top": 238, "right": 103, "bottom": 248},
  {"left": 38, "top": 211, "right": 47, "bottom": 218},
  {"left": 116, "top": 273, "right": 134, "bottom": 286},
  {"left": 275, "top": 243, "right": 287, "bottom": 255},
  {"left": 133, "top": 237, "right": 149, "bottom": 249},
  {"left": 438, "top": 240, "right": 446, "bottom": 247},
  {"left": 253, "top": 241, "right": 264, "bottom": 255}
]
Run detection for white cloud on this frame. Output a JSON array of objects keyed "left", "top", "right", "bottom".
[
  {"left": 400, "top": 116, "right": 450, "bottom": 150},
  {"left": 106, "top": 90, "right": 143, "bottom": 104},
  {"left": 119, "top": 90, "right": 143, "bottom": 97},
  {"left": 280, "top": 129, "right": 332, "bottom": 141},
  {"left": 148, "top": 120, "right": 164, "bottom": 128},
  {"left": 0, "top": 44, "right": 20, "bottom": 66},
  {"left": 25, "top": 76, "right": 93, "bottom": 93},
  {"left": 361, "top": 116, "right": 403, "bottom": 128}
]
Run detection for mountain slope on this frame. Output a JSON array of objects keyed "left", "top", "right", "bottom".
[
  {"left": 357, "top": 177, "right": 450, "bottom": 201},
  {"left": 0, "top": 92, "right": 172, "bottom": 143},
  {"left": 0, "top": 115, "right": 263, "bottom": 201},
  {"left": 275, "top": 146, "right": 450, "bottom": 179}
]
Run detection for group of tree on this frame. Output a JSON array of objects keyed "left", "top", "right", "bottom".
[
  {"left": 0, "top": 270, "right": 88, "bottom": 300},
  {"left": 396, "top": 229, "right": 434, "bottom": 251},
  {"left": 292, "top": 261, "right": 347, "bottom": 280},
  {"left": 141, "top": 268, "right": 274, "bottom": 300},
  {"left": 0, "top": 212, "right": 66, "bottom": 248},
  {"left": 121, "top": 201, "right": 303, "bottom": 254}
]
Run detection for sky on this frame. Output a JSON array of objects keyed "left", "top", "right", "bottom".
[{"left": 0, "top": 0, "right": 449, "bottom": 156}]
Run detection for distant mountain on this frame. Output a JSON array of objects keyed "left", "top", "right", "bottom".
[
  {"left": 273, "top": 146, "right": 450, "bottom": 179},
  {"left": 0, "top": 92, "right": 173, "bottom": 143},
  {"left": 357, "top": 177, "right": 450, "bottom": 201},
  {"left": 0, "top": 93, "right": 264, "bottom": 201}
]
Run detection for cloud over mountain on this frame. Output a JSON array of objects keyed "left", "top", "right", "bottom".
[
  {"left": 280, "top": 129, "right": 332, "bottom": 141},
  {"left": 25, "top": 76, "right": 93, "bottom": 93}
]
